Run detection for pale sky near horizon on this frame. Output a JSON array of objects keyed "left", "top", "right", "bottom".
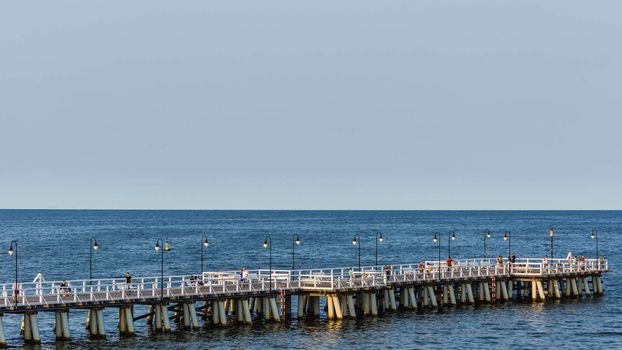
[{"left": 0, "top": 1, "right": 620, "bottom": 210}]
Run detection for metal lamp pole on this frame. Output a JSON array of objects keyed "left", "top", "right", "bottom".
[
  {"left": 590, "top": 230, "right": 598, "bottom": 259},
  {"left": 375, "top": 232, "right": 384, "bottom": 266},
  {"left": 503, "top": 231, "right": 511, "bottom": 258},
  {"left": 89, "top": 237, "right": 99, "bottom": 284},
  {"left": 201, "top": 236, "right": 209, "bottom": 275},
  {"left": 292, "top": 235, "right": 301, "bottom": 270},
  {"left": 8, "top": 240, "right": 17, "bottom": 302},
  {"left": 352, "top": 234, "right": 361, "bottom": 270},
  {"left": 448, "top": 232, "right": 456, "bottom": 257},
  {"left": 154, "top": 239, "right": 169, "bottom": 300},
  {"left": 263, "top": 236, "right": 272, "bottom": 293},
  {"left": 433, "top": 234, "right": 440, "bottom": 277}
]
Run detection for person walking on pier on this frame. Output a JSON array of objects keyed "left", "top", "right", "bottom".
[
  {"left": 383, "top": 264, "right": 392, "bottom": 282},
  {"left": 447, "top": 256, "right": 454, "bottom": 269},
  {"left": 125, "top": 272, "right": 133, "bottom": 289},
  {"left": 242, "top": 267, "right": 249, "bottom": 284},
  {"left": 60, "top": 280, "right": 72, "bottom": 294},
  {"left": 12, "top": 281, "right": 19, "bottom": 303}
]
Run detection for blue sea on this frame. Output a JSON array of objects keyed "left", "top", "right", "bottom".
[{"left": 0, "top": 210, "right": 619, "bottom": 349}]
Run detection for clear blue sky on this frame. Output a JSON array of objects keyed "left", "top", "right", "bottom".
[{"left": 0, "top": 1, "right": 620, "bottom": 209}]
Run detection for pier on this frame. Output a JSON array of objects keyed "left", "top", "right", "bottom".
[{"left": 0, "top": 257, "right": 609, "bottom": 346}]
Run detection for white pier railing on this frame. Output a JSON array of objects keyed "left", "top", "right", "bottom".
[{"left": 0, "top": 257, "right": 608, "bottom": 309}]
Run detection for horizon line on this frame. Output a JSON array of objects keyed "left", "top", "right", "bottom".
[{"left": 1, "top": 208, "right": 621, "bottom": 211}]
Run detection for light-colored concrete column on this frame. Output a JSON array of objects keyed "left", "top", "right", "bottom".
[
  {"left": 408, "top": 288, "right": 417, "bottom": 309},
  {"left": 428, "top": 286, "right": 438, "bottom": 307},
  {"left": 218, "top": 301, "right": 227, "bottom": 326},
  {"left": 0, "top": 314, "right": 6, "bottom": 347},
  {"left": 370, "top": 293, "right": 378, "bottom": 316},
  {"left": 447, "top": 284, "right": 457, "bottom": 305},
  {"left": 388, "top": 289, "right": 397, "bottom": 310},
  {"left": 332, "top": 296, "right": 343, "bottom": 320},
  {"left": 242, "top": 299, "right": 252, "bottom": 324}
]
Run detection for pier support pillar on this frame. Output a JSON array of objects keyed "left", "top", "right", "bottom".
[
  {"left": 153, "top": 304, "right": 171, "bottom": 333},
  {"left": 593, "top": 275, "right": 604, "bottom": 295},
  {"left": 553, "top": 279, "right": 561, "bottom": 299},
  {"left": 23, "top": 312, "right": 41, "bottom": 344},
  {"left": 118, "top": 306, "right": 135, "bottom": 336},
  {"left": 408, "top": 288, "right": 417, "bottom": 309},
  {"left": 0, "top": 314, "right": 5, "bottom": 348},
  {"left": 466, "top": 283, "right": 475, "bottom": 304},
  {"left": 88, "top": 308, "right": 106, "bottom": 338},
  {"left": 427, "top": 286, "right": 438, "bottom": 307},
  {"left": 400, "top": 288, "right": 410, "bottom": 309},
  {"left": 332, "top": 295, "right": 343, "bottom": 319},
  {"left": 483, "top": 282, "right": 491, "bottom": 302},
  {"left": 500, "top": 281, "right": 508, "bottom": 301},
  {"left": 242, "top": 299, "right": 252, "bottom": 324},
  {"left": 218, "top": 300, "right": 227, "bottom": 325},
  {"left": 570, "top": 278, "right": 579, "bottom": 297},
  {"left": 536, "top": 280, "right": 546, "bottom": 301},
  {"left": 370, "top": 293, "right": 378, "bottom": 316},
  {"left": 179, "top": 302, "right": 199, "bottom": 330},
  {"left": 87, "top": 309, "right": 105, "bottom": 339},
  {"left": 54, "top": 310, "right": 71, "bottom": 341},
  {"left": 583, "top": 277, "right": 591, "bottom": 297},
  {"left": 346, "top": 294, "right": 356, "bottom": 318},
  {"left": 447, "top": 284, "right": 457, "bottom": 305},
  {"left": 327, "top": 296, "right": 335, "bottom": 319},
  {"left": 507, "top": 280, "right": 513, "bottom": 299},
  {"left": 388, "top": 289, "right": 397, "bottom": 310},
  {"left": 297, "top": 295, "right": 306, "bottom": 319}
]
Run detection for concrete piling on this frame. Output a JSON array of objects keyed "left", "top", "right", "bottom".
[
  {"left": 0, "top": 314, "right": 5, "bottom": 347},
  {"left": 55, "top": 310, "right": 71, "bottom": 340}
]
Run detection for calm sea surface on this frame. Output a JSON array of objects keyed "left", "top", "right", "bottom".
[{"left": 0, "top": 210, "right": 620, "bottom": 349}]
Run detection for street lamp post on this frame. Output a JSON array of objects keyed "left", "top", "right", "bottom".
[
  {"left": 432, "top": 234, "right": 441, "bottom": 278},
  {"left": 263, "top": 236, "right": 272, "bottom": 293},
  {"left": 351, "top": 234, "right": 361, "bottom": 270},
  {"left": 200, "top": 236, "right": 209, "bottom": 276},
  {"left": 154, "top": 239, "right": 170, "bottom": 300},
  {"left": 448, "top": 232, "right": 456, "bottom": 257},
  {"left": 590, "top": 230, "right": 599, "bottom": 259},
  {"left": 484, "top": 230, "right": 491, "bottom": 259},
  {"left": 291, "top": 235, "right": 301, "bottom": 270},
  {"left": 8, "top": 240, "right": 17, "bottom": 303},
  {"left": 89, "top": 237, "right": 99, "bottom": 285},
  {"left": 375, "top": 232, "right": 384, "bottom": 266},
  {"left": 503, "top": 231, "right": 511, "bottom": 258}
]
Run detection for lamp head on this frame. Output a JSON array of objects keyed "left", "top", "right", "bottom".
[
  {"left": 295, "top": 236, "right": 301, "bottom": 246},
  {"left": 503, "top": 232, "right": 508, "bottom": 241},
  {"left": 433, "top": 234, "right": 438, "bottom": 243},
  {"left": 8, "top": 245, "right": 14, "bottom": 256},
  {"left": 263, "top": 239, "right": 269, "bottom": 249},
  {"left": 154, "top": 242, "right": 161, "bottom": 251},
  {"left": 203, "top": 238, "right": 209, "bottom": 248},
  {"left": 591, "top": 230, "right": 596, "bottom": 240},
  {"left": 93, "top": 240, "right": 99, "bottom": 251},
  {"left": 486, "top": 231, "right": 491, "bottom": 239},
  {"left": 378, "top": 234, "right": 384, "bottom": 243},
  {"left": 352, "top": 237, "right": 357, "bottom": 246},
  {"left": 451, "top": 232, "right": 456, "bottom": 241},
  {"left": 164, "top": 240, "right": 170, "bottom": 252}
]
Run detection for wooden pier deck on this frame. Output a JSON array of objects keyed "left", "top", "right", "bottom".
[{"left": 0, "top": 257, "right": 610, "bottom": 345}]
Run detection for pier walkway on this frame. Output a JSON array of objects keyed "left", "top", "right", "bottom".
[{"left": 0, "top": 257, "right": 610, "bottom": 346}]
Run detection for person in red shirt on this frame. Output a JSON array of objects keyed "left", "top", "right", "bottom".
[{"left": 447, "top": 256, "right": 454, "bottom": 267}]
